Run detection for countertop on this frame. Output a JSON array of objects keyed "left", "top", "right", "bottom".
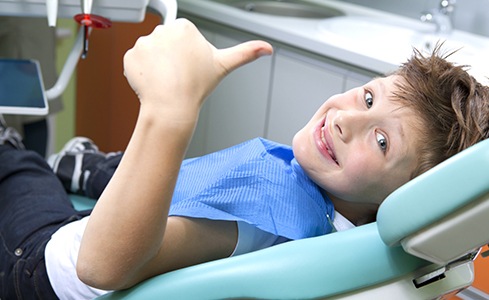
[{"left": 177, "top": 0, "right": 489, "bottom": 84}]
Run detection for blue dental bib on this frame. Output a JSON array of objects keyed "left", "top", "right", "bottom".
[{"left": 169, "top": 138, "right": 334, "bottom": 239}]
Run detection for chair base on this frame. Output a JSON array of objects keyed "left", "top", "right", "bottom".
[{"left": 330, "top": 262, "right": 474, "bottom": 300}]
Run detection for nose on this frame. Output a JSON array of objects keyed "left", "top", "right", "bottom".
[{"left": 332, "top": 110, "right": 372, "bottom": 142}]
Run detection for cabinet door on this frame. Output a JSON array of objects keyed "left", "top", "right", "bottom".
[
  {"left": 186, "top": 28, "right": 214, "bottom": 158},
  {"left": 187, "top": 31, "right": 272, "bottom": 157},
  {"left": 75, "top": 15, "right": 161, "bottom": 152},
  {"left": 267, "top": 48, "right": 345, "bottom": 145},
  {"left": 344, "top": 70, "right": 375, "bottom": 91}
]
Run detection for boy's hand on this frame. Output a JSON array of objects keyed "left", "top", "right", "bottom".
[{"left": 123, "top": 18, "right": 273, "bottom": 121}]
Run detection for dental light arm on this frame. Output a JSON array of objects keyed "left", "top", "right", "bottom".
[
  {"left": 46, "top": 0, "right": 57, "bottom": 26},
  {"left": 45, "top": 25, "right": 84, "bottom": 100},
  {"left": 148, "top": 0, "right": 177, "bottom": 24}
]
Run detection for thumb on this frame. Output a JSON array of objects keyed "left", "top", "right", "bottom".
[{"left": 216, "top": 40, "right": 273, "bottom": 75}]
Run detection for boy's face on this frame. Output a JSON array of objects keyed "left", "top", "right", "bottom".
[{"left": 293, "top": 75, "right": 420, "bottom": 207}]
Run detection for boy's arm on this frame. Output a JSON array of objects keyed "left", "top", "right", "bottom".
[{"left": 76, "top": 19, "right": 273, "bottom": 290}]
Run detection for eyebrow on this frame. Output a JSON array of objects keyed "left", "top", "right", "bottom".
[
  {"left": 396, "top": 121, "right": 406, "bottom": 139},
  {"left": 377, "top": 77, "right": 408, "bottom": 158},
  {"left": 377, "top": 78, "right": 387, "bottom": 95},
  {"left": 385, "top": 120, "right": 406, "bottom": 162}
]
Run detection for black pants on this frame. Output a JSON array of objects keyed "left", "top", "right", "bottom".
[{"left": 0, "top": 145, "right": 90, "bottom": 299}]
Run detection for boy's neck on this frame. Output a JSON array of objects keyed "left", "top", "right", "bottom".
[{"left": 322, "top": 190, "right": 378, "bottom": 226}]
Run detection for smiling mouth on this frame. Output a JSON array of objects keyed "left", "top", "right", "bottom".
[{"left": 320, "top": 124, "right": 338, "bottom": 165}]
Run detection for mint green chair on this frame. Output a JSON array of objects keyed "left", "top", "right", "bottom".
[{"left": 70, "top": 139, "right": 489, "bottom": 299}]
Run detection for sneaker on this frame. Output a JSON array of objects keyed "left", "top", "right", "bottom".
[
  {"left": 48, "top": 137, "right": 105, "bottom": 194},
  {"left": 0, "top": 114, "right": 25, "bottom": 150},
  {"left": 47, "top": 137, "right": 100, "bottom": 170},
  {"left": 57, "top": 136, "right": 99, "bottom": 154}
]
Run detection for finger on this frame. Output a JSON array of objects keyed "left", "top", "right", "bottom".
[{"left": 216, "top": 40, "right": 273, "bottom": 75}]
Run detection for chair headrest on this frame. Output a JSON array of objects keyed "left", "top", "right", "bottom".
[{"left": 377, "top": 139, "right": 489, "bottom": 247}]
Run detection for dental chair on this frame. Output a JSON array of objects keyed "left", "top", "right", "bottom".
[{"left": 69, "top": 138, "right": 489, "bottom": 299}]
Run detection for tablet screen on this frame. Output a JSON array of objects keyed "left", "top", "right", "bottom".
[{"left": 0, "top": 59, "right": 49, "bottom": 115}]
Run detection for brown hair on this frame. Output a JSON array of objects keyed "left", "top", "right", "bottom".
[{"left": 392, "top": 44, "right": 489, "bottom": 178}]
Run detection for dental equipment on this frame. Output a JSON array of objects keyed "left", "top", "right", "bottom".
[
  {"left": 0, "top": 0, "right": 178, "bottom": 100},
  {"left": 73, "top": 0, "right": 108, "bottom": 59}
]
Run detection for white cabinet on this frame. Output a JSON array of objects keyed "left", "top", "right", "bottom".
[
  {"left": 185, "top": 17, "right": 377, "bottom": 157},
  {"left": 266, "top": 49, "right": 375, "bottom": 145},
  {"left": 206, "top": 34, "right": 272, "bottom": 152},
  {"left": 187, "top": 27, "right": 273, "bottom": 157},
  {"left": 344, "top": 71, "right": 373, "bottom": 91},
  {"left": 266, "top": 48, "right": 345, "bottom": 145}
]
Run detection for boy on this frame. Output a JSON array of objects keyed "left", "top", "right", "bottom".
[{"left": 1, "top": 19, "right": 488, "bottom": 299}]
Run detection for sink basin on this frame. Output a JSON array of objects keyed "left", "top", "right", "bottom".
[
  {"left": 318, "top": 16, "right": 488, "bottom": 64},
  {"left": 211, "top": 0, "right": 345, "bottom": 19},
  {"left": 318, "top": 16, "right": 430, "bottom": 49},
  {"left": 317, "top": 16, "right": 489, "bottom": 84}
]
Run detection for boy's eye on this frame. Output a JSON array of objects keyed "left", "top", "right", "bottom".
[
  {"left": 376, "top": 132, "right": 388, "bottom": 152},
  {"left": 365, "top": 91, "right": 373, "bottom": 108}
]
